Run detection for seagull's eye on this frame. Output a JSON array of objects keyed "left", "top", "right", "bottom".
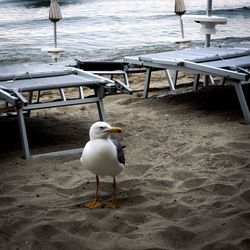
[{"left": 99, "top": 126, "right": 105, "bottom": 130}]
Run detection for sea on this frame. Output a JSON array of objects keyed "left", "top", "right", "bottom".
[{"left": 0, "top": 0, "right": 249, "bottom": 64}]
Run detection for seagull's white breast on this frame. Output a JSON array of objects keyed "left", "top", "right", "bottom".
[{"left": 80, "top": 139, "right": 124, "bottom": 176}]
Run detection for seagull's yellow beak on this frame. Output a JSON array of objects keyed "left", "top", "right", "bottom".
[{"left": 109, "top": 127, "right": 122, "bottom": 133}]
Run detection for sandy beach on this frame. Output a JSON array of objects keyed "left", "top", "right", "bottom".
[{"left": 0, "top": 71, "right": 250, "bottom": 250}]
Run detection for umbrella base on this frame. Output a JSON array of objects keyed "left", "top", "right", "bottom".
[
  {"left": 42, "top": 48, "right": 65, "bottom": 62},
  {"left": 185, "top": 15, "right": 227, "bottom": 34},
  {"left": 175, "top": 39, "right": 191, "bottom": 49}
]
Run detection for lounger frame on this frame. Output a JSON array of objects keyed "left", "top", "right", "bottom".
[
  {"left": 0, "top": 64, "right": 116, "bottom": 159},
  {"left": 124, "top": 47, "right": 250, "bottom": 124}
]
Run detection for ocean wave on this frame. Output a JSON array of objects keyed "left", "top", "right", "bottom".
[
  {"left": 0, "top": 0, "right": 85, "bottom": 8},
  {"left": 1, "top": 36, "right": 250, "bottom": 64},
  {"left": 213, "top": 6, "right": 250, "bottom": 16},
  {"left": 189, "top": 6, "right": 250, "bottom": 16}
]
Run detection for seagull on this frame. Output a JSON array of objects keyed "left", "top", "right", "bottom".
[{"left": 80, "top": 121, "right": 125, "bottom": 209}]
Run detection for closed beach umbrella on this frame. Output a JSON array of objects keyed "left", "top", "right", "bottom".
[
  {"left": 49, "top": 0, "right": 62, "bottom": 48},
  {"left": 175, "top": 0, "right": 186, "bottom": 39}
]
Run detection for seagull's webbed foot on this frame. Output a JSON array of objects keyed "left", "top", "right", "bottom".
[
  {"left": 104, "top": 177, "right": 118, "bottom": 209},
  {"left": 85, "top": 175, "right": 101, "bottom": 209},
  {"left": 84, "top": 199, "right": 101, "bottom": 209},
  {"left": 104, "top": 199, "right": 117, "bottom": 209}
]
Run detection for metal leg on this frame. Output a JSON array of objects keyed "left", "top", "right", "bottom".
[
  {"left": 95, "top": 87, "right": 106, "bottom": 121},
  {"left": 123, "top": 72, "right": 130, "bottom": 86},
  {"left": 27, "top": 91, "right": 34, "bottom": 117},
  {"left": 28, "top": 91, "right": 33, "bottom": 103},
  {"left": 59, "top": 88, "right": 66, "bottom": 101},
  {"left": 204, "top": 75, "right": 210, "bottom": 86},
  {"left": 17, "top": 107, "right": 31, "bottom": 160},
  {"left": 143, "top": 67, "right": 152, "bottom": 99},
  {"left": 209, "top": 75, "right": 215, "bottom": 85},
  {"left": 173, "top": 70, "right": 178, "bottom": 88},
  {"left": 37, "top": 90, "right": 41, "bottom": 102},
  {"left": 193, "top": 74, "right": 200, "bottom": 91},
  {"left": 234, "top": 83, "right": 250, "bottom": 125},
  {"left": 79, "top": 86, "right": 84, "bottom": 99},
  {"left": 165, "top": 69, "right": 175, "bottom": 91},
  {"left": 219, "top": 77, "right": 226, "bottom": 86}
]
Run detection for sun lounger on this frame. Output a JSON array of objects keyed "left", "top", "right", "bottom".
[
  {"left": 75, "top": 60, "right": 148, "bottom": 88},
  {"left": 124, "top": 47, "right": 250, "bottom": 124},
  {"left": 75, "top": 60, "right": 131, "bottom": 86},
  {"left": 0, "top": 63, "right": 124, "bottom": 159}
]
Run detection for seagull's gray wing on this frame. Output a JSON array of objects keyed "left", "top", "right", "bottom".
[{"left": 111, "top": 139, "right": 125, "bottom": 165}]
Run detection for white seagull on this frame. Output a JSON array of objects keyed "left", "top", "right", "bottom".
[{"left": 80, "top": 121, "right": 125, "bottom": 209}]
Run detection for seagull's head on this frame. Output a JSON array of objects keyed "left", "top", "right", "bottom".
[{"left": 89, "top": 121, "right": 122, "bottom": 140}]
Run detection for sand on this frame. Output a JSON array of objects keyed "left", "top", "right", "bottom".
[{"left": 0, "top": 71, "right": 250, "bottom": 250}]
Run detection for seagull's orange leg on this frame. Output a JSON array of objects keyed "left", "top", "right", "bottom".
[
  {"left": 105, "top": 177, "right": 118, "bottom": 208},
  {"left": 85, "top": 175, "right": 101, "bottom": 209}
]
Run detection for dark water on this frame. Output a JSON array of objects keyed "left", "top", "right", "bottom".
[{"left": 0, "top": 0, "right": 249, "bottom": 63}]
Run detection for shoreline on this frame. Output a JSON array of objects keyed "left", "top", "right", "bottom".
[{"left": 1, "top": 35, "right": 250, "bottom": 65}]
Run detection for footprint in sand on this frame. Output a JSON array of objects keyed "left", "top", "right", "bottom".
[
  {"left": 0, "top": 196, "right": 16, "bottom": 207},
  {"left": 172, "top": 170, "right": 195, "bottom": 181},
  {"left": 123, "top": 164, "right": 152, "bottom": 177},
  {"left": 240, "top": 189, "right": 250, "bottom": 203},
  {"left": 181, "top": 178, "right": 208, "bottom": 189}
]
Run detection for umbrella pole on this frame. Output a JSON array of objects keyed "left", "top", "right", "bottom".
[
  {"left": 206, "top": 0, "right": 212, "bottom": 47},
  {"left": 205, "top": 34, "right": 211, "bottom": 47},
  {"left": 54, "top": 22, "right": 57, "bottom": 48},
  {"left": 205, "top": 0, "right": 212, "bottom": 84},
  {"left": 207, "top": 0, "right": 212, "bottom": 16},
  {"left": 179, "top": 15, "right": 184, "bottom": 39}
]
